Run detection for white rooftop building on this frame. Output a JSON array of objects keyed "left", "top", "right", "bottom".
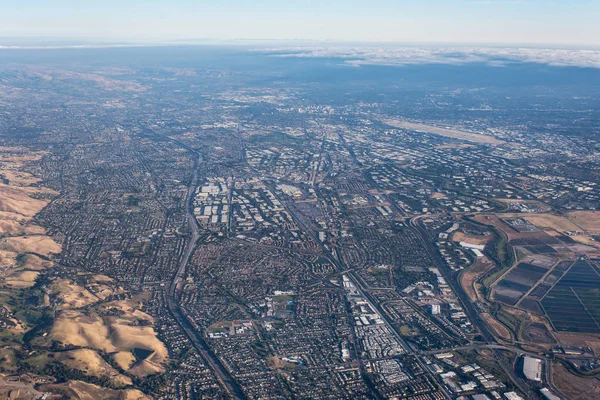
[
  {"left": 540, "top": 388, "right": 562, "bottom": 400},
  {"left": 522, "top": 356, "right": 542, "bottom": 382}
]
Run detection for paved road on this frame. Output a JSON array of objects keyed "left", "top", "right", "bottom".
[
  {"left": 409, "top": 215, "right": 539, "bottom": 397},
  {"left": 267, "top": 181, "right": 452, "bottom": 399},
  {"left": 164, "top": 147, "right": 245, "bottom": 400}
]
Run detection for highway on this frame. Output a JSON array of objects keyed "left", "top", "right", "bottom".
[
  {"left": 409, "top": 215, "right": 538, "bottom": 397},
  {"left": 165, "top": 146, "right": 245, "bottom": 400}
]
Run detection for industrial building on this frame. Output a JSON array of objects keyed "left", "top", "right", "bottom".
[{"left": 522, "top": 356, "right": 542, "bottom": 382}]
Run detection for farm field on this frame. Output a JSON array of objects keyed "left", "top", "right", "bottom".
[
  {"left": 493, "top": 261, "right": 551, "bottom": 306},
  {"left": 541, "top": 259, "right": 600, "bottom": 333}
]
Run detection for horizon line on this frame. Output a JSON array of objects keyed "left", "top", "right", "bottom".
[{"left": 1, "top": 37, "right": 600, "bottom": 51}]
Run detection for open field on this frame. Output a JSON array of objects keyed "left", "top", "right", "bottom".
[
  {"left": 493, "top": 198, "right": 552, "bottom": 211},
  {"left": 433, "top": 143, "right": 474, "bottom": 149},
  {"left": 0, "top": 235, "right": 62, "bottom": 257},
  {"left": 495, "top": 305, "right": 557, "bottom": 347},
  {"left": 3, "top": 270, "right": 40, "bottom": 288},
  {"left": 49, "top": 299, "right": 168, "bottom": 377},
  {"left": 0, "top": 148, "right": 61, "bottom": 297},
  {"left": 1, "top": 170, "right": 42, "bottom": 186},
  {"left": 382, "top": 119, "right": 506, "bottom": 145},
  {"left": 51, "top": 310, "right": 117, "bottom": 352},
  {"left": 430, "top": 192, "right": 447, "bottom": 199},
  {"left": 566, "top": 211, "right": 600, "bottom": 232},
  {"left": 51, "top": 279, "right": 100, "bottom": 310},
  {"left": 0, "top": 184, "right": 55, "bottom": 219},
  {"left": 17, "top": 253, "right": 53, "bottom": 270},
  {"left": 114, "top": 351, "right": 136, "bottom": 370},
  {"left": 452, "top": 231, "right": 491, "bottom": 246},
  {"left": 0, "top": 218, "right": 45, "bottom": 237},
  {"left": 0, "top": 147, "right": 64, "bottom": 359},
  {"left": 516, "top": 213, "right": 600, "bottom": 250},
  {"left": 551, "top": 361, "right": 600, "bottom": 400},
  {"left": 521, "top": 322, "right": 556, "bottom": 345},
  {"left": 475, "top": 213, "right": 600, "bottom": 254},
  {"left": 87, "top": 280, "right": 124, "bottom": 300},
  {"left": 481, "top": 213, "right": 580, "bottom": 237},
  {"left": 525, "top": 214, "right": 581, "bottom": 233},
  {"left": 56, "top": 349, "right": 132, "bottom": 386},
  {"left": 481, "top": 312, "right": 513, "bottom": 342},
  {"left": 38, "top": 380, "right": 151, "bottom": 400},
  {"left": 554, "top": 332, "right": 600, "bottom": 350}
]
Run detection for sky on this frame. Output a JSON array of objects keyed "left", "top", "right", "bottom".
[{"left": 1, "top": 0, "right": 599, "bottom": 47}]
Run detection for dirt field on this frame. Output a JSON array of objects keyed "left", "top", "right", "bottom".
[
  {"left": 522, "top": 322, "right": 556, "bottom": 345},
  {"left": 569, "top": 236, "right": 600, "bottom": 250},
  {"left": 452, "top": 231, "right": 491, "bottom": 246},
  {"left": 554, "top": 332, "right": 600, "bottom": 349},
  {"left": 524, "top": 214, "right": 581, "bottom": 233},
  {"left": 512, "top": 213, "right": 600, "bottom": 250},
  {"left": 0, "top": 376, "right": 46, "bottom": 400},
  {"left": 551, "top": 361, "right": 600, "bottom": 400},
  {"left": 472, "top": 214, "right": 600, "bottom": 254},
  {"left": 382, "top": 119, "right": 506, "bottom": 145},
  {"left": 566, "top": 211, "right": 600, "bottom": 232},
  {"left": 481, "top": 312, "right": 513, "bottom": 342},
  {"left": 460, "top": 258, "right": 494, "bottom": 302}
]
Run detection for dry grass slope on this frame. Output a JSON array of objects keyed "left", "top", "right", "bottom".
[
  {"left": 50, "top": 299, "right": 168, "bottom": 377},
  {"left": 56, "top": 349, "right": 132, "bottom": 387}
]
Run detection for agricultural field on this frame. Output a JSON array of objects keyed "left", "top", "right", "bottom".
[
  {"left": 541, "top": 259, "right": 600, "bottom": 333},
  {"left": 492, "top": 257, "right": 554, "bottom": 306},
  {"left": 509, "top": 237, "right": 563, "bottom": 255},
  {"left": 475, "top": 213, "right": 600, "bottom": 255}
]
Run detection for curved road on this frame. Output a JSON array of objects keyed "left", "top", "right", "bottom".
[{"left": 409, "top": 215, "right": 543, "bottom": 397}]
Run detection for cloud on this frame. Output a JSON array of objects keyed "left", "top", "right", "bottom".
[
  {"left": 258, "top": 46, "right": 600, "bottom": 69},
  {"left": 2, "top": 42, "right": 598, "bottom": 70}
]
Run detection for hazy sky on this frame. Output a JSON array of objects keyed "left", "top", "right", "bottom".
[{"left": 2, "top": 0, "right": 599, "bottom": 46}]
